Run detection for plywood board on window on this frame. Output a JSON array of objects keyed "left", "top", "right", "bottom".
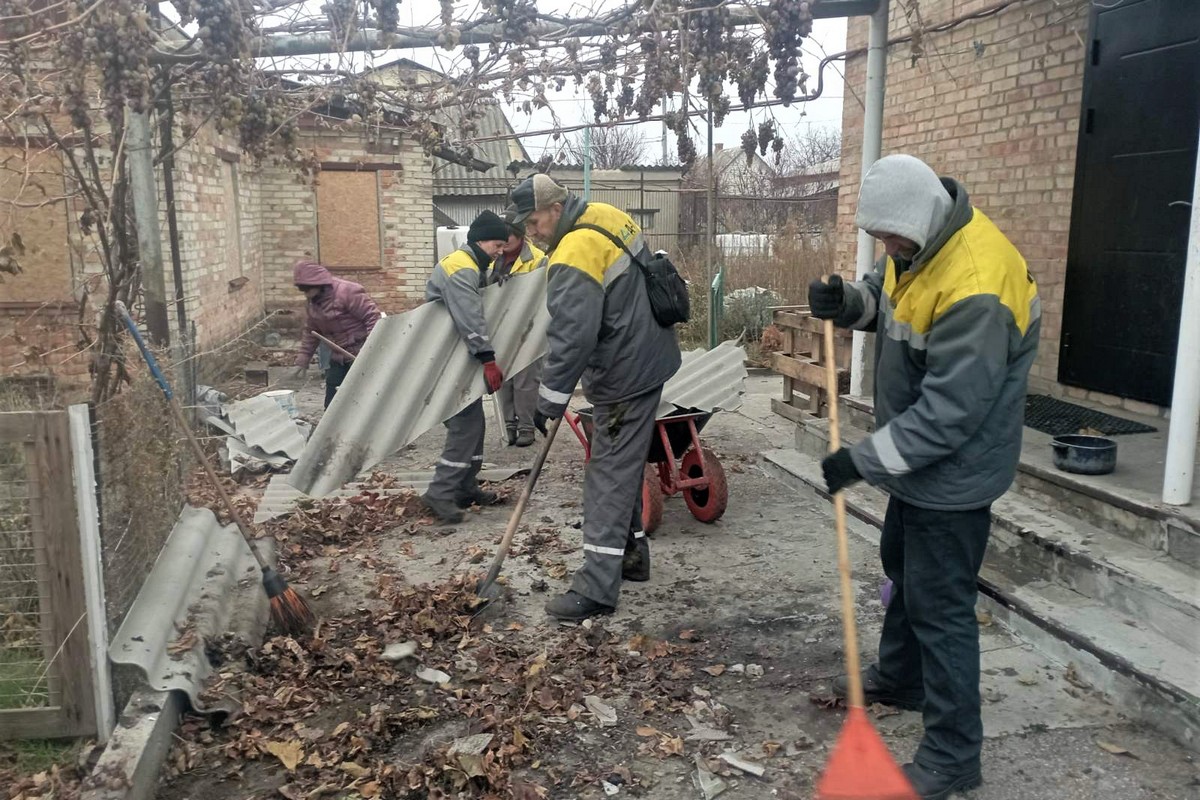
[
  {"left": 0, "top": 147, "right": 72, "bottom": 303},
  {"left": 316, "top": 170, "right": 381, "bottom": 269}
]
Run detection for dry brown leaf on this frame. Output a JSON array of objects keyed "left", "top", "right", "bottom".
[
  {"left": 702, "top": 664, "right": 726, "bottom": 677},
  {"left": 762, "top": 740, "right": 783, "bottom": 757},
  {"left": 657, "top": 736, "right": 686, "bottom": 757},
  {"left": 546, "top": 563, "right": 569, "bottom": 580},
  {"left": 527, "top": 651, "right": 548, "bottom": 677},
  {"left": 1097, "top": 741, "right": 1138, "bottom": 759},
  {"left": 512, "top": 728, "right": 528, "bottom": 751},
  {"left": 678, "top": 629, "right": 697, "bottom": 640},
  {"left": 340, "top": 762, "right": 371, "bottom": 778},
  {"left": 265, "top": 740, "right": 304, "bottom": 771},
  {"left": 359, "top": 781, "right": 382, "bottom": 797},
  {"left": 331, "top": 722, "right": 351, "bottom": 738},
  {"left": 636, "top": 725, "right": 661, "bottom": 737}
]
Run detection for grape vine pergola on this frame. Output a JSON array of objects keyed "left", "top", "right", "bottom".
[{"left": 0, "top": 0, "right": 886, "bottom": 401}]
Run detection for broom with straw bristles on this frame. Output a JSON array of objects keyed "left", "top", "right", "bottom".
[{"left": 116, "top": 302, "right": 314, "bottom": 636}]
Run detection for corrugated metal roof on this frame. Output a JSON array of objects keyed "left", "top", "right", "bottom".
[
  {"left": 289, "top": 270, "right": 550, "bottom": 497},
  {"left": 432, "top": 101, "right": 529, "bottom": 197},
  {"left": 223, "top": 395, "right": 307, "bottom": 460},
  {"left": 658, "top": 341, "right": 748, "bottom": 417},
  {"left": 255, "top": 467, "right": 526, "bottom": 523},
  {"left": 108, "top": 506, "right": 273, "bottom": 714}
]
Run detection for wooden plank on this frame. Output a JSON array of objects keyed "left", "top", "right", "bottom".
[
  {"left": 34, "top": 412, "right": 95, "bottom": 737},
  {"left": 771, "top": 398, "right": 816, "bottom": 424},
  {"left": 774, "top": 311, "right": 809, "bottom": 330},
  {"left": 0, "top": 412, "right": 38, "bottom": 442},
  {"left": 781, "top": 326, "right": 794, "bottom": 403},
  {"left": 770, "top": 352, "right": 849, "bottom": 391},
  {"left": 0, "top": 707, "right": 76, "bottom": 740}
]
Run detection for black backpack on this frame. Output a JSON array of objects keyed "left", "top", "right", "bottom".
[{"left": 573, "top": 223, "right": 691, "bottom": 327}]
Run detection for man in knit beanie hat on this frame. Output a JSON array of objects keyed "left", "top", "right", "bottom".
[
  {"left": 421, "top": 210, "right": 511, "bottom": 524},
  {"left": 808, "top": 154, "right": 1040, "bottom": 799}
]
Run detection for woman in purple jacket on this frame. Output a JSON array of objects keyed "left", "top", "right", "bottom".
[{"left": 291, "top": 259, "right": 382, "bottom": 408}]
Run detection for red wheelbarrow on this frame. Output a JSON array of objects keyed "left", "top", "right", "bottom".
[{"left": 564, "top": 407, "right": 729, "bottom": 534}]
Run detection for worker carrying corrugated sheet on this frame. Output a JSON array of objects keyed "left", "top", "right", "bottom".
[
  {"left": 490, "top": 220, "right": 547, "bottom": 448},
  {"left": 809, "top": 154, "right": 1040, "bottom": 799},
  {"left": 505, "top": 174, "right": 682, "bottom": 622},
  {"left": 420, "top": 210, "right": 512, "bottom": 524}
]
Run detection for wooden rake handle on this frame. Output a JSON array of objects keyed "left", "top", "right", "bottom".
[
  {"left": 313, "top": 332, "right": 356, "bottom": 362},
  {"left": 823, "top": 317, "right": 866, "bottom": 709},
  {"left": 479, "top": 417, "right": 562, "bottom": 592}
]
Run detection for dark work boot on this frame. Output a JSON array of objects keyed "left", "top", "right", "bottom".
[
  {"left": 622, "top": 534, "right": 650, "bottom": 582},
  {"left": 456, "top": 487, "right": 500, "bottom": 509},
  {"left": 505, "top": 424, "right": 518, "bottom": 446},
  {"left": 545, "top": 590, "right": 614, "bottom": 621},
  {"left": 901, "top": 763, "right": 982, "bottom": 800},
  {"left": 421, "top": 493, "right": 464, "bottom": 524},
  {"left": 833, "top": 669, "right": 924, "bottom": 710},
  {"left": 514, "top": 429, "right": 536, "bottom": 448}
]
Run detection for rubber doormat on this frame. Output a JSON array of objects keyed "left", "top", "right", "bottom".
[{"left": 1024, "top": 395, "right": 1157, "bottom": 437}]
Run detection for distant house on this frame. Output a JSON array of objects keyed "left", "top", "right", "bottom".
[{"left": 509, "top": 161, "right": 686, "bottom": 254}]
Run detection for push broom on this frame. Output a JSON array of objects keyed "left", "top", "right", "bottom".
[
  {"left": 815, "top": 315, "right": 917, "bottom": 800},
  {"left": 116, "top": 302, "right": 315, "bottom": 636}
]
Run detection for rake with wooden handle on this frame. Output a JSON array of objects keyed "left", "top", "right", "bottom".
[{"left": 815, "top": 314, "right": 917, "bottom": 800}]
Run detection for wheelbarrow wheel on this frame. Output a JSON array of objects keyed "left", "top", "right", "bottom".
[
  {"left": 642, "top": 464, "right": 664, "bottom": 535},
  {"left": 681, "top": 447, "right": 728, "bottom": 523}
]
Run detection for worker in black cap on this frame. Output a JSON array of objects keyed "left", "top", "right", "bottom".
[{"left": 421, "top": 210, "right": 511, "bottom": 524}]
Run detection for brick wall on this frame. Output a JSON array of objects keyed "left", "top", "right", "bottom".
[
  {"left": 164, "top": 118, "right": 266, "bottom": 355},
  {"left": 260, "top": 126, "right": 434, "bottom": 325},
  {"left": 835, "top": 0, "right": 1145, "bottom": 409}
]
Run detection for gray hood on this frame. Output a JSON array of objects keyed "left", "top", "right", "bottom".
[{"left": 855, "top": 154, "right": 955, "bottom": 261}]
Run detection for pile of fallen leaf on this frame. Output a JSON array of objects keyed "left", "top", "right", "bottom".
[
  {"left": 163, "top": 572, "right": 717, "bottom": 799},
  {"left": 265, "top": 473, "right": 428, "bottom": 552},
  {"left": 184, "top": 467, "right": 262, "bottom": 524},
  {"left": 1, "top": 744, "right": 96, "bottom": 800}
]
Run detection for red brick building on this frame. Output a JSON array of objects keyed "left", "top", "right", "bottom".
[{"left": 838, "top": 0, "right": 1198, "bottom": 416}]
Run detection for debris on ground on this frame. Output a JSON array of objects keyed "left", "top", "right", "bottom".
[
  {"left": 692, "top": 753, "right": 729, "bottom": 799},
  {"left": 718, "top": 751, "right": 765, "bottom": 777},
  {"left": 381, "top": 641, "right": 418, "bottom": 661}
]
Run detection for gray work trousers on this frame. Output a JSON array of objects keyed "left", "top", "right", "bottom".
[
  {"left": 571, "top": 386, "right": 662, "bottom": 607},
  {"left": 497, "top": 359, "right": 543, "bottom": 434},
  {"left": 427, "top": 398, "right": 485, "bottom": 503}
]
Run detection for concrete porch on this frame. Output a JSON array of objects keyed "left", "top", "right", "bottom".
[{"left": 767, "top": 392, "right": 1200, "bottom": 752}]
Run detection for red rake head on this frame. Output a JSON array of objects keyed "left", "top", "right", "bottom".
[{"left": 815, "top": 707, "right": 919, "bottom": 800}]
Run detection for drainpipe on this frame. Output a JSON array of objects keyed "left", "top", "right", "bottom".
[
  {"left": 126, "top": 107, "right": 171, "bottom": 346},
  {"left": 849, "top": 0, "right": 889, "bottom": 398},
  {"left": 1162, "top": 126, "right": 1200, "bottom": 506}
]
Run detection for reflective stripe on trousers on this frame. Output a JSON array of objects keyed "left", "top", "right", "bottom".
[
  {"left": 571, "top": 386, "right": 661, "bottom": 607},
  {"left": 427, "top": 398, "right": 485, "bottom": 502}
]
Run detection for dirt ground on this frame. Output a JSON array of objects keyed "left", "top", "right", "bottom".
[{"left": 156, "top": 372, "right": 1198, "bottom": 800}]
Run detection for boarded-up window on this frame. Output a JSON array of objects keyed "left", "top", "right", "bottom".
[
  {"left": 0, "top": 147, "right": 72, "bottom": 303},
  {"left": 316, "top": 170, "right": 382, "bottom": 268}
]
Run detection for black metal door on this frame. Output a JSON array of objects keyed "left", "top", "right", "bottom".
[{"left": 1059, "top": 0, "right": 1200, "bottom": 406}]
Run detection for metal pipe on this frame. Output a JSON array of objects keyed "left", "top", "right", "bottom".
[
  {"left": 582, "top": 125, "right": 592, "bottom": 200},
  {"left": 706, "top": 104, "right": 717, "bottom": 349},
  {"left": 1162, "top": 124, "right": 1200, "bottom": 506},
  {"left": 156, "top": 82, "right": 188, "bottom": 340},
  {"left": 126, "top": 107, "right": 170, "bottom": 346},
  {"left": 849, "top": 0, "right": 889, "bottom": 398}
]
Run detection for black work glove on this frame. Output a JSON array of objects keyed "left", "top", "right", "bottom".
[
  {"left": 808, "top": 274, "right": 845, "bottom": 320},
  {"left": 822, "top": 447, "right": 862, "bottom": 494},
  {"left": 533, "top": 409, "right": 560, "bottom": 436}
]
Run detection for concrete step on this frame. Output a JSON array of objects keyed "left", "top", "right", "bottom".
[
  {"left": 834, "top": 394, "right": 1200, "bottom": 569},
  {"left": 795, "top": 417, "right": 1200, "bottom": 651},
  {"left": 761, "top": 446, "right": 1200, "bottom": 751}
]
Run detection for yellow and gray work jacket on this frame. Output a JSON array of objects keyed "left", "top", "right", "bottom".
[
  {"left": 537, "top": 197, "right": 681, "bottom": 416},
  {"left": 426, "top": 244, "right": 492, "bottom": 358},
  {"left": 837, "top": 180, "right": 1040, "bottom": 510},
  {"left": 490, "top": 240, "right": 546, "bottom": 284}
]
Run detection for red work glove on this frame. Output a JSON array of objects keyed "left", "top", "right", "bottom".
[{"left": 483, "top": 361, "right": 504, "bottom": 394}]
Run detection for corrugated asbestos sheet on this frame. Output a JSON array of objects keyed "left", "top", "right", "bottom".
[
  {"left": 255, "top": 468, "right": 525, "bottom": 523},
  {"left": 223, "top": 395, "right": 307, "bottom": 460},
  {"left": 289, "top": 270, "right": 551, "bottom": 497},
  {"left": 659, "top": 341, "right": 748, "bottom": 417},
  {"left": 108, "top": 506, "right": 272, "bottom": 714}
]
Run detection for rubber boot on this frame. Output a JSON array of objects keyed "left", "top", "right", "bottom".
[
  {"left": 544, "top": 590, "right": 614, "bottom": 621},
  {"left": 622, "top": 533, "right": 650, "bottom": 582}
]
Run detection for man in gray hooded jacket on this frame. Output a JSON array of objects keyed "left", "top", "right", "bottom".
[{"left": 809, "top": 154, "right": 1039, "bottom": 799}]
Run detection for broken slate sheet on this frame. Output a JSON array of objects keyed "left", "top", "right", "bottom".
[{"left": 289, "top": 271, "right": 550, "bottom": 497}]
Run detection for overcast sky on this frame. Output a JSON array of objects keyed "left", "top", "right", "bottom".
[{"left": 370, "top": 0, "right": 850, "bottom": 164}]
